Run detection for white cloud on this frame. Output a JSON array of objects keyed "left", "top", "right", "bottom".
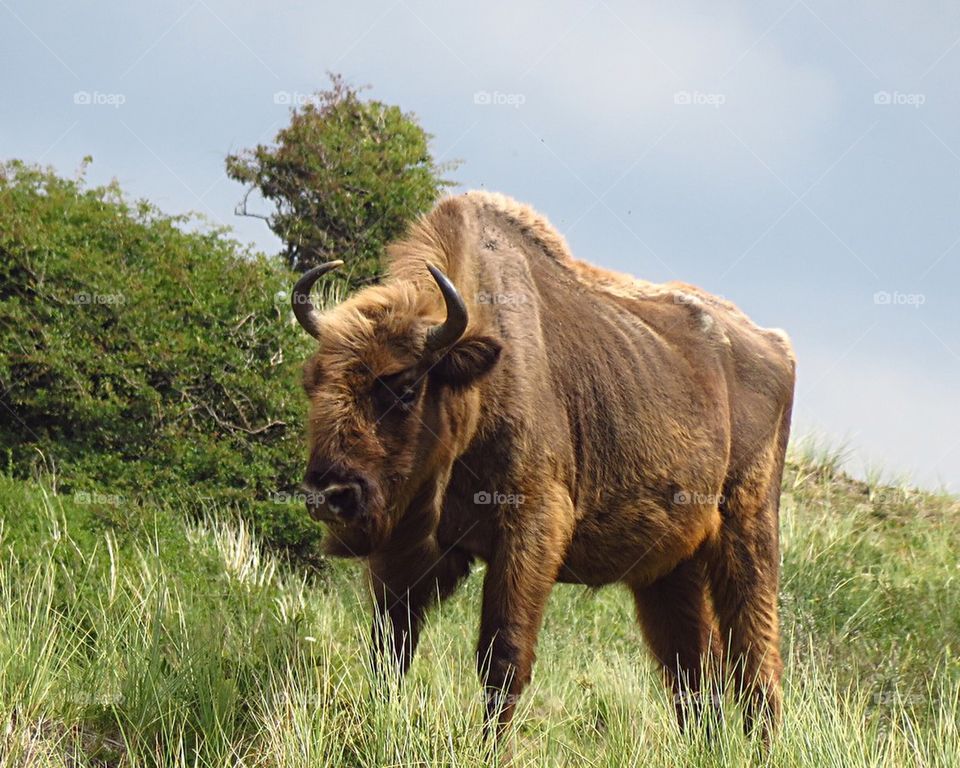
[{"left": 313, "top": 2, "right": 843, "bottom": 176}]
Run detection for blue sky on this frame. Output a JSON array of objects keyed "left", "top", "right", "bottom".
[{"left": 3, "top": 1, "right": 958, "bottom": 489}]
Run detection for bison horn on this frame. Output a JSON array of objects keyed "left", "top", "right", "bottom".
[
  {"left": 291, "top": 260, "right": 343, "bottom": 338},
  {"left": 424, "top": 265, "right": 468, "bottom": 352}
]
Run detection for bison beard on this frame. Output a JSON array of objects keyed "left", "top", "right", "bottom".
[{"left": 293, "top": 191, "right": 796, "bottom": 749}]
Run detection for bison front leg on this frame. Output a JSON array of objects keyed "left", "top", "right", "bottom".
[
  {"left": 369, "top": 542, "right": 472, "bottom": 678},
  {"left": 476, "top": 488, "right": 571, "bottom": 738}
]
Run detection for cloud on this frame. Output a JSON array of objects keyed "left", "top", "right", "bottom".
[{"left": 331, "top": 2, "right": 843, "bottom": 176}]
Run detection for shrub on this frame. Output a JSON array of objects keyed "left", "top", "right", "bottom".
[
  {"left": 0, "top": 159, "right": 325, "bottom": 564},
  {"left": 226, "top": 73, "right": 455, "bottom": 283}
]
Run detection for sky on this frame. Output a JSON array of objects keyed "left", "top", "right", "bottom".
[{"left": 2, "top": 1, "right": 958, "bottom": 490}]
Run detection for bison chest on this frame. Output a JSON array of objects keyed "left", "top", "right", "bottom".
[{"left": 436, "top": 496, "right": 499, "bottom": 562}]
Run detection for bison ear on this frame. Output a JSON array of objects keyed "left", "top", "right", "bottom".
[{"left": 430, "top": 335, "right": 502, "bottom": 389}]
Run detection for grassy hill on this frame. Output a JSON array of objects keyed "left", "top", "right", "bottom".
[{"left": 0, "top": 446, "right": 957, "bottom": 767}]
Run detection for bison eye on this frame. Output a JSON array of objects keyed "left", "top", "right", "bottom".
[
  {"left": 398, "top": 385, "right": 418, "bottom": 407},
  {"left": 373, "top": 370, "right": 422, "bottom": 415}
]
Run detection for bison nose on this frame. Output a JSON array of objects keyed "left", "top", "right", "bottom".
[
  {"left": 322, "top": 482, "right": 362, "bottom": 519},
  {"left": 303, "top": 464, "right": 367, "bottom": 521}
]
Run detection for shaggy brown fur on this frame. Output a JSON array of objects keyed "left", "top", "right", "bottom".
[{"left": 297, "top": 191, "right": 795, "bottom": 745}]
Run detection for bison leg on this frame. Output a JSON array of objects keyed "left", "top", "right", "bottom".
[
  {"left": 631, "top": 553, "right": 724, "bottom": 731},
  {"left": 369, "top": 543, "right": 473, "bottom": 678},
  {"left": 476, "top": 490, "right": 571, "bottom": 738},
  {"left": 706, "top": 432, "right": 789, "bottom": 746}
]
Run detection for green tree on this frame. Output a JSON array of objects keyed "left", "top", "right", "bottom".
[
  {"left": 0, "top": 159, "right": 324, "bottom": 565},
  {"left": 226, "top": 74, "right": 456, "bottom": 281}
]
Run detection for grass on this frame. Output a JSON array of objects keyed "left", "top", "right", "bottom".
[{"left": 0, "top": 446, "right": 958, "bottom": 767}]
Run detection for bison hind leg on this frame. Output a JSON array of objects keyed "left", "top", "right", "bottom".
[
  {"left": 631, "top": 552, "right": 725, "bottom": 733},
  {"left": 705, "top": 423, "right": 790, "bottom": 747}
]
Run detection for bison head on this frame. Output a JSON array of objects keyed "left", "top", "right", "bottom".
[{"left": 292, "top": 261, "right": 501, "bottom": 556}]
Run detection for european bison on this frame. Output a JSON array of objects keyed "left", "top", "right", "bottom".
[{"left": 293, "top": 192, "right": 795, "bottom": 744}]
